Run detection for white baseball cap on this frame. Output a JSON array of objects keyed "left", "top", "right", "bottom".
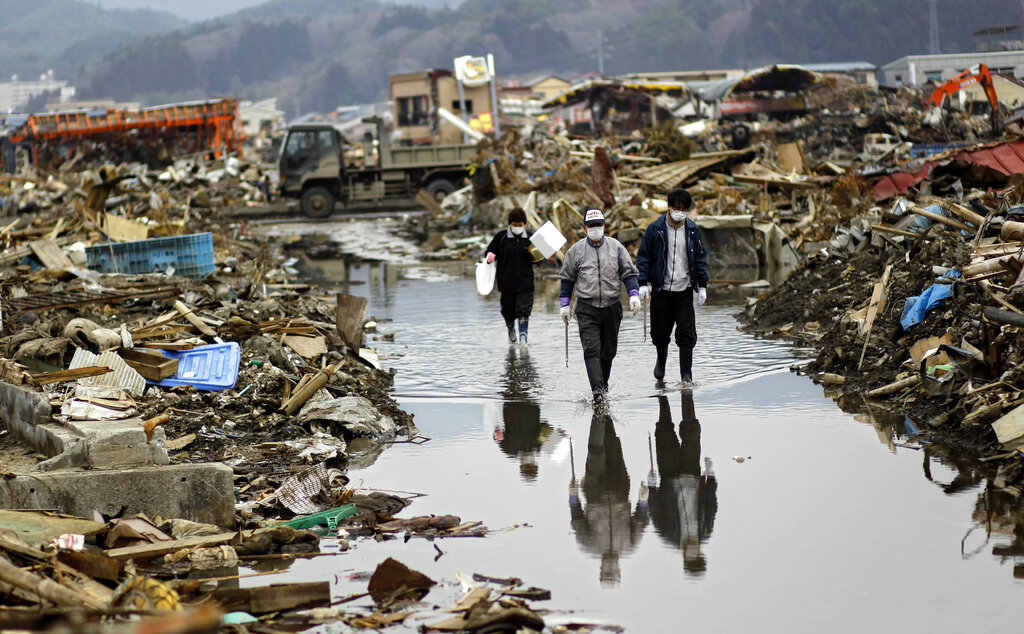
[{"left": 584, "top": 209, "right": 605, "bottom": 226}]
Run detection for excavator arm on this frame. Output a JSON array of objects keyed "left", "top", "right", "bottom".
[{"left": 928, "top": 64, "right": 1000, "bottom": 112}]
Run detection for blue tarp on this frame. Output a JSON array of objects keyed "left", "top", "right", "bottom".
[{"left": 900, "top": 270, "right": 960, "bottom": 330}]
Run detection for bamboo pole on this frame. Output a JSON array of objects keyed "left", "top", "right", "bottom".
[{"left": 865, "top": 374, "right": 921, "bottom": 398}]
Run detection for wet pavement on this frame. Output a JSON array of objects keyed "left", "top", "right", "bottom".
[{"left": 249, "top": 220, "right": 1024, "bottom": 632}]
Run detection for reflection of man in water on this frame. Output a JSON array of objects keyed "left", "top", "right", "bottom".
[
  {"left": 493, "top": 348, "right": 552, "bottom": 481},
  {"left": 569, "top": 413, "right": 649, "bottom": 585},
  {"left": 649, "top": 393, "right": 717, "bottom": 576}
]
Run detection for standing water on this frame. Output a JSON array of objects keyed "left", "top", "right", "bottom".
[{"left": 253, "top": 219, "right": 1024, "bottom": 632}]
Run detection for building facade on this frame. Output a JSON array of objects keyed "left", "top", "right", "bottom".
[
  {"left": 882, "top": 51, "right": 1024, "bottom": 86},
  {"left": 389, "top": 69, "right": 494, "bottom": 145},
  {"left": 0, "top": 72, "right": 75, "bottom": 114}
]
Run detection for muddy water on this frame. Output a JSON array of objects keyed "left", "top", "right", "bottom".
[{"left": 252, "top": 220, "right": 1024, "bottom": 632}]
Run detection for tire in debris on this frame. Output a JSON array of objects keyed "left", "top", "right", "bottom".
[
  {"left": 730, "top": 123, "right": 752, "bottom": 150},
  {"left": 425, "top": 178, "right": 455, "bottom": 203},
  {"left": 301, "top": 186, "right": 335, "bottom": 218}
]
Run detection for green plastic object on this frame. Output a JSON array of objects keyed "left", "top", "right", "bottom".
[{"left": 279, "top": 504, "right": 357, "bottom": 530}]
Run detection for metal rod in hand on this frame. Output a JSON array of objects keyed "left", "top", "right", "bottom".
[
  {"left": 564, "top": 319, "right": 569, "bottom": 368},
  {"left": 643, "top": 299, "right": 647, "bottom": 343},
  {"left": 648, "top": 432, "right": 654, "bottom": 471}
]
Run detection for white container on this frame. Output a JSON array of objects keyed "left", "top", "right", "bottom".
[{"left": 530, "top": 221, "right": 567, "bottom": 259}]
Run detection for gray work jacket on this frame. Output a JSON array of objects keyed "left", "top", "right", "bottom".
[{"left": 559, "top": 237, "right": 639, "bottom": 308}]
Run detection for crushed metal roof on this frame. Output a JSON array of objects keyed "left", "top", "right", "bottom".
[
  {"left": 691, "top": 65, "right": 821, "bottom": 103},
  {"left": 872, "top": 140, "right": 1024, "bottom": 200},
  {"left": 542, "top": 78, "right": 689, "bottom": 109}
]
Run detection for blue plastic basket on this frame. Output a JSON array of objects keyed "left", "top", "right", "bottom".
[{"left": 85, "top": 233, "right": 215, "bottom": 278}]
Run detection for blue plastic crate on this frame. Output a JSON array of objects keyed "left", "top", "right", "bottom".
[
  {"left": 85, "top": 232, "right": 214, "bottom": 278},
  {"left": 150, "top": 342, "right": 240, "bottom": 391}
]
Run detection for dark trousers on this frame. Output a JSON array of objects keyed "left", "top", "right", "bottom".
[
  {"left": 576, "top": 301, "right": 622, "bottom": 361},
  {"left": 651, "top": 289, "right": 697, "bottom": 350},
  {"left": 500, "top": 291, "right": 534, "bottom": 326}
]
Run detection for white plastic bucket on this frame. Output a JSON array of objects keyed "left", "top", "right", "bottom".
[
  {"left": 475, "top": 261, "right": 496, "bottom": 295},
  {"left": 530, "top": 221, "right": 567, "bottom": 259}
]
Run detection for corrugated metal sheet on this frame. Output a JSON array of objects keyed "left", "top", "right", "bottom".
[
  {"left": 69, "top": 348, "right": 146, "bottom": 397},
  {"left": 872, "top": 140, "right": 1024, "bottom": 200}
]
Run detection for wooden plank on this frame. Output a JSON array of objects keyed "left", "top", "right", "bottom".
[
  {"left": 28, "top": 239, "right": 73, "bottom": 270},
  {"left": 993, "top": 404, "right": 1024, "bottom": 444},
  {"left": 31, "top": 367, "right": 111, "bottom": 386},
  {"left": 209, "top": 582, "right": 331, "bottom": 614},
  {"left": 173, "top": 300, "right": 217, "bottom": 337},
  {"left": 336, "top": 292, "right": 368, "bottom": 351},
  {"left": 105, "top": 532, "right": 239, "bottom": 561}
]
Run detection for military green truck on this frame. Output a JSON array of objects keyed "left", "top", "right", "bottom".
[{"left": 278, "top": 116, "right": 476, "bottom": 217}]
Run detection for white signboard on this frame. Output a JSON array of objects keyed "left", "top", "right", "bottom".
[{"left": 454, "top": 55, "right": 491, "bottom": 86}]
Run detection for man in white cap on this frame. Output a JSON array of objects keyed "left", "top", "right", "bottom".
[{"left": 559, "top": 209, "right": 641, "bottom": 404}]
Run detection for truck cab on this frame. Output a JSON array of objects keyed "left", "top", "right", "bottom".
[
  {"left": 278, "top": 124, "right": 345, "bottom": 218},
  {"left": 278, "top": 118, "right": 476, "bottom": 218}
]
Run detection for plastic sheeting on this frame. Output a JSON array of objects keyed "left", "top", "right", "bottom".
[{"left": 900, "top": 269, "right": 961, "bottom": 330}]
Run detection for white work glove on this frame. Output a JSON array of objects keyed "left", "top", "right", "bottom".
[
  {"left": 560, "top": 305, "right": 572, "bottom": 324},
  {"left": 697, "top": 288, "right": 707, "bottom": 306},
  {"left": 638, "top": 285, "right": 650, "bottom": 301},
  {"left": 629, "top": 295, "right": 641, "bottom": 315}
]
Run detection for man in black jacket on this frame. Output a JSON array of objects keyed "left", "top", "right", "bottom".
[
  {"left": 485, "top": 207, "right": 535, "bottom": 344},
  {"left": 635, "top": 188, "right": 709, "bottom": 384}
]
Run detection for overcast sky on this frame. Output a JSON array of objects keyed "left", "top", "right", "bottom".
[{"left": 95, "top": 0, "right": 268, "bottom": 21}]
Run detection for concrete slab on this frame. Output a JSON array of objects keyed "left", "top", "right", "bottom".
[
  {"left": 1, "top": 380, "right": 168, "bottom": 470},
  {"left": 0, "top": 463, "right": 235, "bottom": 528}
]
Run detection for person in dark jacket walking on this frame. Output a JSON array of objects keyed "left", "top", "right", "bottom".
[
  {"left": 635, "top": 188, "right": 709, "bottom": 384},
  {"left": 560, "top": 209, "right": 640, "bottom": 404},
  {"left": 485, "top": 207, "right": 536, "bottom": 344}
]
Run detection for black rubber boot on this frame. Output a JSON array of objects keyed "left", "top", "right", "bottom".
[
  {"left": 518, "top": 317, "right": 529, "bottom": 344},
  {"left": 507, "top": 321, "right": 517, "bottom": 344},
  {"left": 601, "top": 358, "right": 613, "bottom": 386},
  {"left": 654, "top": 345, "right": 668, "bottom": 381},
  {"left": 584, "top": 357, "right": 605, "bottom": 394},
  {"left": 680, "top": 346, "right": 693, "bottom": 384}
]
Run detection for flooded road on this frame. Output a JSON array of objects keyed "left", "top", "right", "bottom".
[{"left": 253, "top": 219, "right": 1024, "bottom": 632}]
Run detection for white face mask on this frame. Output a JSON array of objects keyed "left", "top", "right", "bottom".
[
  {"left": 510, "top": 225, "right": 525, "bottom": 236},
  {"left": 587, "top": 226, "right": 604, "bottom": 241},
  {"left": 670, "top": 210, "right": 687, "bottom": 223}
]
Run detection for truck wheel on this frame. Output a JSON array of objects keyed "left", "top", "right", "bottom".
[
  {"left": 730, "top": 123, "right": 752, "bottom": 150},
  {"left": 301, "top": 187, "right": 335, "bottom": 218},
  {"left": 425, "top": 179, "right": 455, "bottom": 203}
]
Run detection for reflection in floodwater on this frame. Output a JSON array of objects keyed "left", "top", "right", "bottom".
[
  {"left": 650, "top": 392, "right": 717, "bottom": 577},
  {"left": 493, "top": 348, "right": 559, "bottom": 482},
  {"left": 570, "top": 413, "right": 649, "bottom": 586}
]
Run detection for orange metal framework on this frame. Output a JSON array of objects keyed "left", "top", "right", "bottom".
[{"left": 9, "top": 98, "right": 245, "bottom": 158}]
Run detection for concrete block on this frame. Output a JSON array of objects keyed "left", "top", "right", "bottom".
[
  {"left": 0, "top": 381, "right": 62, "bottom": 457},
  {"left": 1, "top": 380, "right": 168, "bottom": 469},
  {"left": 0, "top": 463, "right": 236, "bottom": 528},
  {"left": 64, "top": 418, "right": 168, "bottom": 468}
]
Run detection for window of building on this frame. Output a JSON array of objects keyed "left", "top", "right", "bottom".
[
  {"left": 397, "top": 96, "right": 429, "bottom": 127},
  {"left": 894, "top": 74, "right": 902, "bottom": 83},
  {"left": 451, "top": 99, "right": 474, "bottom": 114},
  {"left": 924, "top": 71, "right": 943, "bottom": 83}
]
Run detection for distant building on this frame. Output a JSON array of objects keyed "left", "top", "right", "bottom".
[
  {"left": 973, "top": 25, "right": 1024, "bottom": 53},
  {"left": 239, "top": 98, "right": 285, "bottom": 137},
  {"left": 389, "top": 69, "right": 494, "bottom": 145},
  {"left": 526, "top": 75, "right": 571, "bottom": 101},
  {"left": 45, "top": 100, "right": 140, "bottom": 113},
  {"left": 801, "top": 62, "right": 877, "bottom": 87},
  {"left": 881, "top": 51, "right": 1024, "bottom": 87},
  {"left": 0, "top": 71, "right": 76, "bottom": 114}
]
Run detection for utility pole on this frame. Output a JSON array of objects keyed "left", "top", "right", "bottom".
[
  {"left": 597, "top": 29, "right": 604, "bottom": 74},
  {"left": 927, "top": 0, "right": 940, "bottom": 55}
]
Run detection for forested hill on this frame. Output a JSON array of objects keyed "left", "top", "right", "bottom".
[
  {"left": 0, "top": 0, "right": 185, "bottom": 81},
  {"left": 65, "top": 0, "right": 1024, "bottom": 114}
]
